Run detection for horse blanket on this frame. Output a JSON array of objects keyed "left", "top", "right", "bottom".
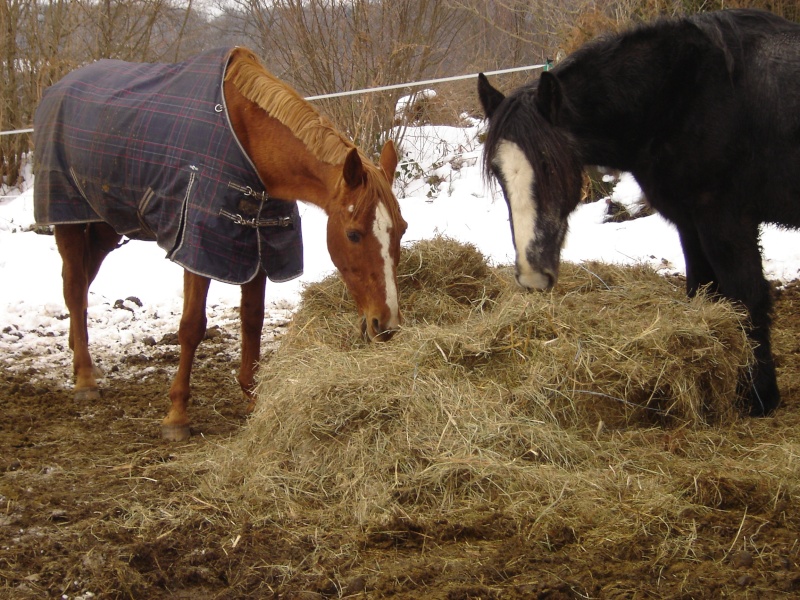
[{"left": 33, "top": 47, "right": 303, "bottom": 285}]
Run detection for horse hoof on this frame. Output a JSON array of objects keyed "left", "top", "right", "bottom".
[
  {"left": 75, "top": 387, "right": 101, "bottom": 401},
  {"left": 161, "top": 423, "right": 191, "bottom": 442}
]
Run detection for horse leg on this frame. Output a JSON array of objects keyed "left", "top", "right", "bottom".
[
  {"left": 85, "top": 223, "right": 123, "bottom": 284},
  {"left": 693, "top": 217, "right": 779, "bottom": 416},
  {"left": 162, "top": 271, "right": 211, "bottom": 441},
  {"left": 676, "top": 221, "right": 719, "bottom": 296},
  {"left": 54, "top": 223, "right": 121, "bottom": 400},
  {"left": 239, "top": 270, "right": 267, "bottom": 413}
]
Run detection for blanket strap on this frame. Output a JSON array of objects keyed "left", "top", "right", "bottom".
[
  {"left": 227, "top": 181, "right": 267, "bottom": 202},
  {"left": 222, "top": 181, "right": 295, "bottom": 228},
  {"left": 218, "top": 209, "right": 294, "bottom": 228}
]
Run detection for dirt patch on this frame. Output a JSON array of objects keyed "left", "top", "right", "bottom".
[{"left": 2, "top": 272, "right": 800, "bottom": 599}]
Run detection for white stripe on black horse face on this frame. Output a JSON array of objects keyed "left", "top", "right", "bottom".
[{"left": 493, "top": 140, "right": 568, "bottom": 290}]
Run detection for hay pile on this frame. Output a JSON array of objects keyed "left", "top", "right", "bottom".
[{"left": 198, "top": 237, "right": 753, "bottom": 526}]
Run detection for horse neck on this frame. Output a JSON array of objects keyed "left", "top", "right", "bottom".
[
  {"left": 561, "top": 24, "right": 709, "bottom": 168},
  {"left": 224, "top": 79, "right": 342, "bottom": 214}
]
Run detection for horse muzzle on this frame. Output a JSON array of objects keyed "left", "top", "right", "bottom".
[
  {"left": 361, "top": 316, "right": 399, "bottom": 342},
  {"left": 516, "top": 268, "right": 556, "bottom": 291}
]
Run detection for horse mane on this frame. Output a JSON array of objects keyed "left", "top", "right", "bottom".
[
  {"left": 689, "top": 9, "right": 797, "bottom": 76},
  {"left": 225, "top": 47, "right": 355, "bottom": 166},
  {"left": 579, "top": 10, "right": 793, "bottom": 83},
  {"left": 482, "top": 85, "right": 583, "bottom": 205},
  {"left": 225, "top": 47, "right": 402, "bottom": 222}
]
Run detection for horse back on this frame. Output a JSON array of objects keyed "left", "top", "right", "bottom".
[
  {"left": 33, "top": 48, "right": 304, "bottom": 285},
  {"left": 550, "top": 9, "right": 800, "bottom": 224},
  {"left": 683, "top": 10, "right": 800, "bottom": 224},
  {"left": 33, "top": 48, "right": 236, "bottom": 231}
]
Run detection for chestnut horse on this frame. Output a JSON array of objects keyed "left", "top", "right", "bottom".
[{"left": 34, "top": 47, "right": 406, "bottom": 441}]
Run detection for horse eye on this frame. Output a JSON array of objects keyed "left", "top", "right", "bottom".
[{"left": 347, "top": 230, "right": 362, "bottom": 243}]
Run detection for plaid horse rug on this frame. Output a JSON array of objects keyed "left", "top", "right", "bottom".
[{"left": 34, "top": 47, "right": 303, "bottom": 285}]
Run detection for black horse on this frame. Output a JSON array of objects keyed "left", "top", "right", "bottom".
[{"left": 478, "top": 9, "right": 800, "bottom": 417}]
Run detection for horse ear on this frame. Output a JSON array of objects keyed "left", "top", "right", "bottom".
[
  {"left": 343, "top": 147, "right": 366, "bottom": 188},
  {"left": 379, "top": 140, "right": 398, "bottom": 184},
  {"left": 536, "top": 71, "right": 562, "bottom": 123},
  {"left": 477, "top": 73, "right": 505, "bottom": 119}
]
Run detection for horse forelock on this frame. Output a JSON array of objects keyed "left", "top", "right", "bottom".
[
  {"left": 225, "top": 48, "right": 355, "bottom": 166},
  {"left": 483, "top": 86, "right": 582, "bottom": 211},
  {"left": 354, "top": 166, "right": 403, "bottom": 225}
]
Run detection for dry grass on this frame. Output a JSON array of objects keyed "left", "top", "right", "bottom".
[
  {"left": 192, "top": 237, "right": 779, "bottom": 546},
  {"left": 6, "top": 235, "right": 793, "bottom": 596}
]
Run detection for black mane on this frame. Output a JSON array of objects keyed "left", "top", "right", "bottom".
[{"left": 481, "top": 85, "right": 582, "bottom": 209}]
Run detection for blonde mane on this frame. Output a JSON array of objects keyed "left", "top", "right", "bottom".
[
  {"left": 225, "top": 48, "right": 357, "bottom": 167},
  {"left": 224, "top": 48, "right": 402, "bottom": 222}
]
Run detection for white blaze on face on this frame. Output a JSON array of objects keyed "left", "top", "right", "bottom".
[
  {"left": 494, "top": 140, "right": 550, "bottom": 289},
  {"left": 373, "top": 201, "right": 400, "bottom": 328}
]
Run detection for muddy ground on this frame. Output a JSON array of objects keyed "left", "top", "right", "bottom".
[{"left": 2, "top": 279, "right": 800, "bottom": 599}]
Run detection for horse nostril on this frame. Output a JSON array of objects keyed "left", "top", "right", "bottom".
[{"left": 367, "top": 318, "right": 399, "bottom": 342}]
